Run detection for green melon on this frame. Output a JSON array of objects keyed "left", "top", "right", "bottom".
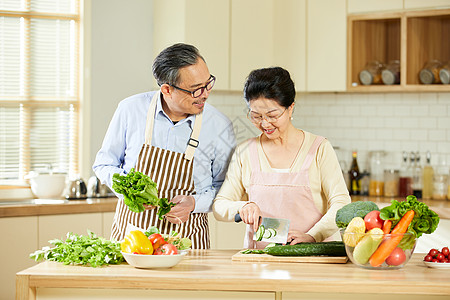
[{"left": 352, "top": 228, "right": 384, "bottom": 265}]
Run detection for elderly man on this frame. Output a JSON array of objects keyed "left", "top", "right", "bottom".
[{"left": 93, "top": 43, "right": 236, "bottom": 249}]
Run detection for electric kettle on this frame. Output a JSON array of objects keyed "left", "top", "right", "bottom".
[{"left": 66, "top": 177, "right": 87, "bottom": 199}]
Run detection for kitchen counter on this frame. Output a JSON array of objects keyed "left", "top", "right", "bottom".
[
  {"left": 0, "top": 197, "right": 117, "bottom": 218},
  {"left": 16, "top": 250, "right": 450, "bottom": 300}
]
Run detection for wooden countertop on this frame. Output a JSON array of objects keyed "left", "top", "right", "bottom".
[
  {"left": 16, "top": 250, "right": 450, "bottom": 300},
  {"left": 0, "top": 197, "right": 117, "bottom": 218}
]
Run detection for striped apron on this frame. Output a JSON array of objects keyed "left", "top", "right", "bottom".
[{"left": 111, "top": 92, "right": 209, "bottom": 249}]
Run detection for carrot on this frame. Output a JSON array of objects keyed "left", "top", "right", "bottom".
[
  {"left": 369, "top": 210, "right": 415, "bottom": 267},
  {"left": 382, "top": 220, "right": 392, "bottom": 234}
]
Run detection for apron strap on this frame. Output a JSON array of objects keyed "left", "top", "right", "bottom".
[
  {"left": 143, "top": 92, "right": 202, "bottom": 161},
  {"left": 184, "top": 111, "right": 202, "bottom": 161},
  {"left": 300, "top": 136, "right": 326, "bottom": 172},
  {"left": 249, "top": 138, "right": 260, "bottom": 171}
]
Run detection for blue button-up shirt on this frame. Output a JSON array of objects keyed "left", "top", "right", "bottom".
[{"left": 93, "top": 91, "right": 236, "bottom": 213}]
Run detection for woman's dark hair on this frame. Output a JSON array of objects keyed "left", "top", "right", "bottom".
[
  {"left": 152, "top": 43, "right": 205, "bottom": 86},
  {"left": 243, "top": 67, "right": 295, "bottom": 108}
]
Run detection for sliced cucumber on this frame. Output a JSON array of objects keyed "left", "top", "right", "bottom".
[
  {"left": 255, "top": 225, "right": 265, "bottom": 241},
  {"left": 263, "top": 229, "right": 272, "bottom": 239},
  {"left": 267, "top": 228, "right": 277, "bottom": 238}
]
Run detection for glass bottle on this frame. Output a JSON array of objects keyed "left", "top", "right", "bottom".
[
  {"left": 439, "top": 61, "right": 450, "bottom": 85},
  {"left": 422, "top": 151, "right": 434, "bottom": 199},
  {"left": 412, "top": 151, "right": 423, "bottom": 199},
  {"left": 398, "top": 151, "right": 413, "bottom": 197},
  {"left": 348, "top": 151, "right": 361, "bottom": 195},
  {"left": 369, "top": 151, "right": 384, "bottom": 196},
  {"left": 360, "top": 170, "right": 370, "bottom": 196}
]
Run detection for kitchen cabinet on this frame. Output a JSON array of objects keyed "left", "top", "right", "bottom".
[
  {"left": 348, "top": 0, "right": 404, "bottom": 14},
  {"left": 230, "top": 0, "right": 274, "bottom": 91},
  {"left": 405, "top": 0, "right": 450, "bottom": 10},
  {"left": 0, "top": 216, "right": 38, "bottom": 300},
  {"left": 273, "top": 0, "right": 307, "bottom": 92},
  {"left": 307, "top": 0, "right": 347, "bottom": 92},
  {"left": 152, "top": 0, "right": 230, "bottom": 90},
  {"left": 347, "top": 8, "right": 450, "bottom": 92}
]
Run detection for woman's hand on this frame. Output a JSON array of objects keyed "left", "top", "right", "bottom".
[
  {"left": 286, "top": 231, "right": 316, "bottom": 245},
  {"left": 239, "top": 202, "right": 262, "bottom": 232}
]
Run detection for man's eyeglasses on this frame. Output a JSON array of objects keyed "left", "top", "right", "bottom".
[
  {"left": 169, "top": 75, "right": 216, "bottom": 98},
  {"left": 247, "top": 108, "right": 287, "bottom": 124}
]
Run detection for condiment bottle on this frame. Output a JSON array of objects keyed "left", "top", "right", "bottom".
[
  {"left": 419, "top": 60, "right": 443, "bottom": 84},
  {"left": 369, "top": 151, "right": 384, "bottom": 196},
  {"left": 440, "top": 61, "right": 450, "bottom": 85},
  {"left": 359, "top": 61, "right": 384, "bottom": 85},
  {"left": 398, "top": 151, "right": 413, "bottom": 197},
  {"left": 348, "top": 151, "right": 361, "bottom": 195},
  {"left": 381, "top": 60, "right": 400, "bottom": 85},
  {"left": 360, "top": 170, "right": 370, "bottom": 196},
  {"left": 412, "top": 151, "right": 423, "bottom": 199},
  {"left": 422, "top": 151, "right": 434, "bottom": 199}
]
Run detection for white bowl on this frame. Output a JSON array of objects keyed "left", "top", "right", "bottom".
[
  {"left": 121, "top": 251, "right": 187, "bottom": 269},
  {"left": 29, "top": 174, "right": 67, "bottom": 199}
]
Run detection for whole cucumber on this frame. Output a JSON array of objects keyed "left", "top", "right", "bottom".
[{"left": 264, "top": 241, "right": 346, "bottom": 257}]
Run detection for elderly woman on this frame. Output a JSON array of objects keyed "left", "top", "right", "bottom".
[{"left": 213, "top": 67, "right": 351, "bottom": 249}]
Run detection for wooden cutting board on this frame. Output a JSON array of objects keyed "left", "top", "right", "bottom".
[{"left": 231, "top": 251, "right": 348, "bottom": 264}]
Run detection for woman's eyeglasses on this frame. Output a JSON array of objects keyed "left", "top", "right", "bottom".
[
  {"left": 247, "top": 108, "right": 287, "bottom": 124},
  {"left": 169, "top": 75, "right": 216, "bottom": 98}
]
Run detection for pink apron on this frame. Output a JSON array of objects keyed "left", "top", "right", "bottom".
[{"left": 245, "top": 135, "right": 326, "bottom": 249}]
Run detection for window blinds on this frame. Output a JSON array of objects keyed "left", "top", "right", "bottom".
[{"left": 0, "top": 0, "right": 80, "bottom": 183}]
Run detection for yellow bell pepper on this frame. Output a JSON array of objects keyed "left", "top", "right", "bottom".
[{"left": 121, "top": 230, "right": 153, "bottom": 254}]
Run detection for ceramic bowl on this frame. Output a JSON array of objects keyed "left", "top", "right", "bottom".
[
  {"left": 340, "top": 229, "right": 417, "bottom": 270},
  {"left": 29, "top": 173, "right": 67, "bottom": 199},
  {"left": 121, "top": 251, "right": 187, "bottom": 269}
]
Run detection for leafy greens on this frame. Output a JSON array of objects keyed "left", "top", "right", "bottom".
[
  {"left": 112, "top": 168, "right": 176, "bottom": 219},
  {"left": 380, "top": 195, "right": 440, "bottom": 249},
  {"left": 29, "top": 230, "right": 123, "bottom": 267}
]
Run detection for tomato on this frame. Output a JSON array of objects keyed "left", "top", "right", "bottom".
[
  {"left": 363, "top": 210, "right": 384, "bottom": 231},
  {"left": 154, "top": 243, "right": 178, "bottom": 255},
  {"left": 385, "top": 247, "right": 406, "bottom": 266},
  {"left": 442, "top": 247, "right": 449, "bottom": 257},
  {"left": 148, "top": 233, "right": 167, "bottom": 250},
  {"left": 428, "top": 248, "right": 439, "bottom": 257},
  {"left": 436, "top": 253, "right": 445, "bottom": 262},
  {"left": 424, "top": 255, "right": 433, "bottom": 262}
]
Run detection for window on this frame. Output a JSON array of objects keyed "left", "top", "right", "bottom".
[{"left": 0, "top": 0, "right": 80, "bottom": 184}]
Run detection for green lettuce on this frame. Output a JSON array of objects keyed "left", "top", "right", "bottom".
[
  {"left": 112, "top": 168, "right": 175, "bottom": 219},
  {"left": 380, "top": 195, "right": 440, "bottom": 249}
]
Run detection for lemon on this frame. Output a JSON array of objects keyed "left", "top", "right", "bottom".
[
  {"left": 343, "top": 217, "right": 366, "bottom": 247},
  {"left": 352, "top": 227, "right": 384, "bottom": 265}
]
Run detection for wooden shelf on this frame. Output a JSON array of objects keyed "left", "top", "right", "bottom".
[{"left": 347, "top": 9, "right": 450, "bottom": 92}]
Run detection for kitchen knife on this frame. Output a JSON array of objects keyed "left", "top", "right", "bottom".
[{"left": 235, "top": 213, "right": 290, "bottom": 244}]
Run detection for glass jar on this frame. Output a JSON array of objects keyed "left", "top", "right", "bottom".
[
  {"left": 384, "top": 169, "right": 399, "bottom": 197},
  {"left": 440, "top": 61, "right": 450, "bottom": 85},
  {"left": 369, "top": 151, "right": 385, "bottom": 196},
  {"left": 419, "top": 60, "right": 443, "bottom": 84},
  {"left": 433, "top": 155, "right": 448, "bottom": 200},
  {"left": 359, "top": 61, "right": 384, "bottom": 85},
  {"left": 381, "top": 60, "right": 400, "bottom": 85}
]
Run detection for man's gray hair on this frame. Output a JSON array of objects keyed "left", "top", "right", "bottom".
[{"left": 152, "top": 43, "right": 205, "bottom": 86}]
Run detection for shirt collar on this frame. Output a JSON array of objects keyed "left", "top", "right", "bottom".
[{"left": 155, "top": 92, "right": 195, "bottom": 127}]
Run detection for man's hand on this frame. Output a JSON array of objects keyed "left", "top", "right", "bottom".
[
  {"left": 239, "top": 202, "right": 262, "bottom": 232},
  {"left": 165, "top": 195, "right": 195, "bottom": 224}
]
